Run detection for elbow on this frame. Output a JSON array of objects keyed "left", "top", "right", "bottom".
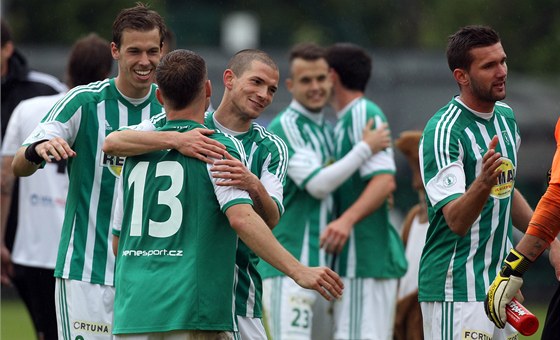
[
  {"left": 102, "top": 134, "right": 118, "bottom": 155},
  {"left": 307, "top": 187, "right": 329, "bottom": 200}
]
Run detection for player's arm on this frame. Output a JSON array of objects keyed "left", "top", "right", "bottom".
[
  {"left": 211, "top": 151, "right": 281, "bottom": 228},
  {"left": 0, "top": 156, "right": 15, "bottom": 285},
  {"left": 12, "top": 137, "right": 76, "bottom": 177},
  {"left": 305, "top": 120, "right": 390, "bottom": 199},
  {"left": 320, "top": 173, "right": 395, "bottom": 254},
  {"left": 510, "top": 189, "right": 533, "bottom": 233},
  {"left": 103, "top": 128, "right": 226, "bottom": 162},
  {"left": 226, "top": 203, "right": 343, "bottom": 300},
  {"left": 441, "top": 136, "right": 503, "bottom": 236}
]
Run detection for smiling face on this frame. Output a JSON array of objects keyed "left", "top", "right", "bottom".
[
  {"left": 457, "top": 42, "right": 508, "bottom": 111},
  {"left": 286, "top": 57, "right": 331, "bottom": 113},
  {"left": 112, "top": 28, "right": 162, "bottom": 98},
  {"left": 227, "top": 60, "right": 279, "bottom": 122}
]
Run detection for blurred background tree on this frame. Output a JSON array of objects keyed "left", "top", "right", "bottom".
[{"left": 3, "top": 0, "right": 560, "bottom": 76}]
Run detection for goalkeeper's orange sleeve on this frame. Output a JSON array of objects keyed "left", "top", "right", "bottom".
[
  {"left": 526, "top": 117, "right": 560, "bottom": 244},
  {"left": 526, "top": 183, "right": 560, "bottom": 244},
  {"left": 549, "top": 117, "right": 560, "bottom": 184}
]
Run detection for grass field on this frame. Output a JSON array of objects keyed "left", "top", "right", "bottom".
[{"left": 0, "top": 297, "right": 550, "bottom": 339}]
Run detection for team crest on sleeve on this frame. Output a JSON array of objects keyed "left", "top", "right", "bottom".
[
  {"left": 443, "top": 174, "right": 457, "bottom": 188},
  {"left": 490, "top": 157, "right": 515, "bottom": 199}
]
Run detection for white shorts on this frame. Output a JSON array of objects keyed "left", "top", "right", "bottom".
[
  {"left": 114, "top": 330, "right": 236, "bottom": 340},
  {"left": 55, "top": 278, "right": 115, "bottom": 340},
  {"left": 420, "top": 301, "right": 518, "bottom": 340},
  {"left": 262, "top": 276, "right": 333, "bottom": 340},
  {"left": 237, "top": 316, "right": 267, "bottom": 340},
  {"left": 332, "top": 277, "right": 398, "bottom": 340}
]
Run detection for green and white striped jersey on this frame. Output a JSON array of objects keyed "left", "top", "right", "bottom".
[
  {"left": 22, "top": 78, "right": 163, "bottom": 285},
  {"left": 205, "top": 112, "right": 288, "bottom": 318},
  {"left": 332, "top": 97, "right": 406, "bottom": 278},
  {"left": 419, "top": 97, "right": 520, "bottom": 302},
  {"left": 258, "top": 100, "right": 336, "bottom": 279},
  {"left": 119, "top": 111, "right": 289, "bottom": 318},
  {"left": 113, "top": 119, "right": 252, "bottom": 333}
]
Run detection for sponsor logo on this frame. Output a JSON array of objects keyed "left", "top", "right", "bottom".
[
  {"left": 122, "top": 249, "right": 184, "bottom": 257},
  {"left": 462, "top": 330, "right": 493, "bottom": 340},
  {"left": 30, "top": 194, "right": 66, "bottom": 208},
  {"left": 73, "top": 321, "right": 111, "bottom": 334},
  {"left": 100, "top": 152, "right": 125, "bottom": 178},
  {"left": 104, "top": 120, "right": 113, "bottom": 131},
  {"left": 490, "top": 157, "right": 515, "bottom": 199}
]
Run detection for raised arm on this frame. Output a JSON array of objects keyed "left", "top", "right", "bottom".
[{"left": 441, "top": 136, "right": 503, "bottom": 236}]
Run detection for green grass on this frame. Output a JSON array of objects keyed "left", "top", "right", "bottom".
[
  {"left": 1, "top": 298, "right": 36, "bottom": 340},
  {"left": 0, "top": 298, "right": 550, "bottom": 339}
]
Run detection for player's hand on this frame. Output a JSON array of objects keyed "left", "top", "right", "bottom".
[
  {"left": 0, "top": 244, "right": 13, "bottom": 286},
  {"left": 485, "top": 248, "right": 531, "bottom": 328},
  {"left": 362, "top": 120, "right": 390, "bottom": 154},
  {"left": 292, "top": 266, "right": 344, "bottom": 301},
  {"left": 478, "top": 136, "right": 503, "bottom": 188},
  {"left": 210, "top": 151, "right": 258, "bottom": 190},
  {"left": 176, "top": 128, "right": 226, "bottom": 163},
  {"left": 320, "top": 218, "right": 353, "bottom": 254},
  {"left": 35, "top": 137, "right": 76, "bottom": 162}
]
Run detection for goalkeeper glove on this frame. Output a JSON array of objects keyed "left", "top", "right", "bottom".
[{"left": 485, "top": 248, "right": 532, "bottom": 328}]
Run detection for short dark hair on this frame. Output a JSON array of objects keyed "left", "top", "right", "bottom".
[
  {"left": 67, "top": 33, "right": 112, "bottom": 87},
  {"left": 112, "top": 2, "right": 167, "bottom": 49},
  {"left": 227, "top": 49, "right": 278, "bottom": 77},
  {"left": 326, "top": 43, "right": 372, "bottom": 92},
  {"left": 1, "top": 19, "right": 12, "bottom": 47},
  {"left": 289, "top": 42, "right": 326, "bottom": 63},
  {"left": 446, "top": 25, "right": 501, "bottom": 72},
  {"left": 156, "top": 49, "right": 207, "bottom": 110}
]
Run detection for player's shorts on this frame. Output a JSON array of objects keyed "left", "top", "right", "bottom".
[
  {"left": 420, "top": 301, "right": 518, "bottom": 340},
  {"left": 114, "top": 330, "right": 235, "bottom": 340},
  {"left": 262, "top": 276, "right": 332, "bottom": 340},
  {"left": 237, "top": 316, "right": 267, "bottom": 340},
  {"left": 332, "top": 277, "right": 398, "bottom": 340},
  {"left": 55, "top": 278, "right": 114, "bottom": 340}
]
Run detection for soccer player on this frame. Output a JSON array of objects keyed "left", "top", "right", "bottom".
[
  {"left": 112, "top": 48, "right": 343, "bottom": 339},
  {"left": 419, "top": 25, "right": 541, "bottom": 339},
  {"left": 259, "top": 42, "right": 391, "bottom": 340},
  {"left": 485, "top": 116, "right": 560, "bottom": 332},
  {"left": 319, "top": 42, "right": 407, "bottom": 340},
  {"left": 1, "top": 33, "right": 112, "bottom": 340},
  {"left": 104, "top": 48, "right": 288, "bottom": 339},
  {"left": 11, "top": 4, "right": 166, "bottom": 339}
]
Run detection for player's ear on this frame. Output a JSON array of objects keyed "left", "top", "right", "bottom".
[
  {"left": 453, "top": 68, "right": 469, "bottom": 86},
  {"left": 205, "top": 80, "right": 212, "bottom": 99},
  {"left": 156, "top": 88, "right": 164, "bottom": 105},
  {"left": 223, "top": 69, "right": 235, "bottom": 90}
]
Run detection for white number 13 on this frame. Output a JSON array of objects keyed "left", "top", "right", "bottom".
[{"left": 128, "top": 161, "right": 183, "bottom": 238}]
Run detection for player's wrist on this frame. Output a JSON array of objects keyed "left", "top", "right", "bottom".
[
  {"left": 501, "top": 248, "right": 532, "bottom": 278},
  {"left": 24, "top": 139, "right": 48, "bottom": 164}
]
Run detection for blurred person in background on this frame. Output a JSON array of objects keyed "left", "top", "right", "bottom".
[
  {"left": 260, "top": 42, "right": 390, "bottom": 340},
  {"left": 393, "top": 130, "right": 426, "bottom": 340},
  {"left": 1, "top": 19, "right": 67, "bottom": 292},
  {"left": 1, "top": 33, "right": 112, "bottom": 340},
  {"left": 321, "top": 42, "right": 406, "bottom": 340}
]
